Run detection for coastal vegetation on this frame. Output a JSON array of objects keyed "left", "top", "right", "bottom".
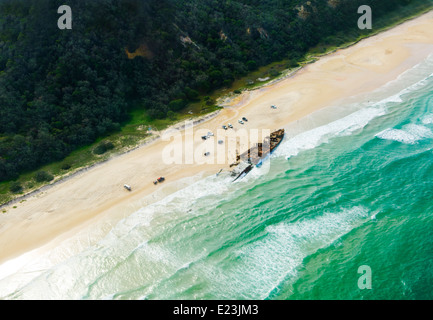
[{"left": 0, "top": 0, "right": 432, "bottom": 205}]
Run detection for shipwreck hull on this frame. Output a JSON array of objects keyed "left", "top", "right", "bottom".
[{"left": 232, "top": 129, "right": 284, "bottom": 182}]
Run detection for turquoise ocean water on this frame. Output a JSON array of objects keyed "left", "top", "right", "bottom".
[{"left": 1, "top": 55, "right": 433, "bottom": 300}]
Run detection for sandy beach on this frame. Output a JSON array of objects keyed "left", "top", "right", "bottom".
[{"left": 1, "top": 11, "right": 433, "bottom": 267}]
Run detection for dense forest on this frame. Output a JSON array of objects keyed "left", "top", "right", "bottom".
[{"left": 0, "top": 0, "right": 431, "bottom": 182}]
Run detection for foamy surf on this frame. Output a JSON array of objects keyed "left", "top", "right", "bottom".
[
  {"left": 421, "top": 114, "right": 433, "bottom": 125},
  {"left": 275, "top": 104, "right": 387, "bottom": 160},
  {"left": 376, "top": 124, "right": 433, "bottom": 144},
  {"left": 205, "top": 206, "right": 371, "bottom": 300}
]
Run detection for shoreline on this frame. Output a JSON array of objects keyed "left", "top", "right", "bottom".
[
  {"left": 0, "top": 110, "right": 222, "bottom": 211},
  {"left": 1, "top": 10, "right": 433, "bottom": 267}
]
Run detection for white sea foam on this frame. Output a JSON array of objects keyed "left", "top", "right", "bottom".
[
  {"left": 421, "top": 114, "right": 433, "bottom": 125},
  {"left": 376, "top": 124, "right": 433, "bottom": 144},
  {"left": 217, "top": 206, "right": 370, "bottom": 299},
  {"left": 275, "top": 105, "right": 387, "bottom": 159}
]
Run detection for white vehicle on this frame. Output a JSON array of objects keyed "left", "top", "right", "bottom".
[
  {"left": 228, "top": 123, "right": 233, "bottom": 128},
  {"left": 124, "top": 184, "right": 132, "bottom": 191},
  {"left": 207, "top": 131, "right": 214, "bottom": 137},
  {"left": 238, "top": 120, "right": 244, "bottom": 124}
]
